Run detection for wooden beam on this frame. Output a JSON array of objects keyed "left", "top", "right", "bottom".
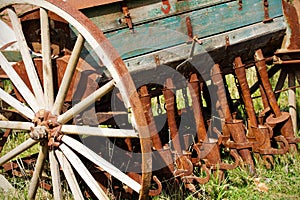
[{"left": 288, "top": 71, "right": 297, "bottom": 134}]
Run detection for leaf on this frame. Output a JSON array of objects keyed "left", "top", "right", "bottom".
[{"left": 256, "top": 183, "right": 268, "bottom": 193}]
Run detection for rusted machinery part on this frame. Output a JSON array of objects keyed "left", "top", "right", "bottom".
[
  {"left": 255, "top": 49, "right": 299, "bottom": 152},
  {"left": 0, "top": 0, "right": 152, "bottom": 199},
  {"left": 139, "top": 85, "right": 175, "bottom": 174},
  {"left": 182, "top": 163, "right": 210, "bottom": 185},
  {"left": 233, "top": 56, "right": 292, "bottom": 170},
  {"left": 126, "top": 172, "right": 162, "bottom": 197},
  {"left": 211, "top": 64, "right": 255, "bottom": 175}
]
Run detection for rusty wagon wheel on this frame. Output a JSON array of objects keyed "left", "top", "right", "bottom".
[{"left": 0, "top": 0, "right": 152, "bottom": 199}]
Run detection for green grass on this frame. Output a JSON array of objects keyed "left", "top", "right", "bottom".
[{"left": 153, "top": 152, "right": 300, "bottom": 200}]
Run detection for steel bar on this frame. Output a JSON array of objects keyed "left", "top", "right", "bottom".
[
  {"left": 275, "top": 85, "right": 300, "bottom": 94},
  {"left": 188, "top": 74, "right": 207, "bottom": 142},
  {"left": 52, "top": 34, "right": 85, "bottom": 115},
  {"left": 259, "top": 85, "right": 269, "bottom": 110},
  {"left": 234, "top": 57, "right": 258, "bottom": 129},
  {"left": 61, "top": 135, "right": 141, "bottom": 193},
  {"left": 233, "top": 64, "right": 281, "bottom": 109},
  {"left": 28, "top": 145, "right": 48, "bottom": 200},
  {"left": 140, "top": 86, "right": 163, "bottom": 150},
  {"left": 255, "top": 50, "right": 282, "bottom": 116},
  {"left": 163, "top": 78, "right": 183, "bottom": 156},
  {"left": 0, "top": 138, "right": 38, "bottom": 165},
  {"left": 0, "top": 121, "right": 33, "bottom": 130},
  {"left": 55, "top": 150, "right": 84, "bottom": 200},
  {"left": 61, "top": 124, "right": 138, "bottom": 138},
  {"left": 274, "top": 69, "right": 288, "bottom": 100},
  {"left": 7, "top": 8, "right": 45, "bottom": 109},
  {"left": 0, "top": 52, "right": 39, "bottom": 113},
  {"left": 57, "top": 80, "right": 115, "bottom": 124},
  {"left": 49, "top": 150, "right": 62, "bottom": 200},
  {"left": 59, "top": 143, "right": 109, "bottom": 200},
  {"left": 234, "top": 57, "right": 263, "bottom": 151},
  {"left": 40, "top": 8, "right": 54, "bottom": 109}
]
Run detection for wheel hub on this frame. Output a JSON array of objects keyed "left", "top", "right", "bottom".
[{"left": 31, "top": 110, "right": 62, "bottom": 147}]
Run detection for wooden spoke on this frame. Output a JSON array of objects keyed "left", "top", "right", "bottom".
[
  {"left": 0, "top": 88, "right": 35, "bottom": 119},
  {"left": 7, "top": 7, "right": 45, "bottom": 108},
  {"left": 61, "top": 135, "right": 141, "bottom": 193},
  {"left": 40, "top": 8, "right": 54, "bottom": 109},
  {"left": 59, "top": 143, "right": 109, "bottom": 200},
  {"left": 57, "top": 80, "right": 115, "bottom": 124},
  {"left": 0, "top": 52, "right": 39, "bottom": 113},
  {"left": 0, "top": 121, "right": 33, "bottom": 130},
  {"left": 49, "top": 150, "right": 62, "bottom": 200},
  {"left": 0, "top": 1, "right": 151, "bottom": 199},
  {"left": 61, "top": 125, "right": 138, "bottom": 138},
  {"left": 28, "top": 145, "right": 48, "bottom": 199},
  {"left": 0, "top": 138, "right": 38, "bottom": 165},
  {"left": 55, "top": 150, "right": 84, "bottom": 200},
  {"left": 52, "top": 34, "right": 85, "bottom": 115}
]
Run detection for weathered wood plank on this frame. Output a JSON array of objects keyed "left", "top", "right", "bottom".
[
  {"left": 0, "top": 174, "right": 14, "bottom": 192},
  {"left": 40, "top": 8, "right": 54, "bottom": 109},
  {"left": 124, "top": 17, "right": 285, "bottom": 75},
  {"left": 49, "top": 150, "right": 62, "bottom": 200},
  {"left": 83, "top": 0, "right": 233, "bottom": 32},
  {"left": 7, "top": 8, "right": 45, "bottom": 109},
  {"left": 0, "top": 88, "right": 35, "bottom": 120},
  {"left": 98, "top": 0, "right": 283, "bottom": 60},
  {"left": 0, "top": 121, "right": 33, "bottom": 130},
  {"left": 0, "top": 51, "right": 39, "bottom": 113},
  {"left": 55, "top": 150, "right": 84, "bottom": 200},
  {"left": 59, "top": 143, "right": 109, "bottom": 200},
  {"left": 288, "top": 72, "right": 297, "bottom": 134},
  {"left": 0, "top": 138, "right": 38, "bottom": 165},
  {"left": 61, "top": 125, "right": 138, "bottom": 138},
  {"left": 61, "top": 135, "right": 142, "bottom": 193},
  {"left": 57, "top": 80, "right": 115, "bottom": 124}
]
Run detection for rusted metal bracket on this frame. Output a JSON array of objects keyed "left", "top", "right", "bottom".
[
  {"left": 121, "top": 3, "right": 134, "bottom": 32},
  {"left": 186, "top": 16, "right": 194, "bottom": 43},
  {"left": 274, "top": 49, "right": 300, "bottom": 65},
  {"left": 263, "top": 0, "right": 273, "bottom": 23},
  {"left": 238, "top": 0, "right": 243, "bottom": 10},
  {"left": 176, "top": 37, "right": 202, "bottom": 70}
]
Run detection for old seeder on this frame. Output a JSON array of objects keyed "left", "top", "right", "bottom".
[{"left": 0, "top": 0, "right": 299, "bottom": 199}]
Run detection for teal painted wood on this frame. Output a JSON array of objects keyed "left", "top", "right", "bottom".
[
  {"left": 102, "top": 0, "right": 283, "bottom": 60},
  {"left": 83, "top": 0, "right": 233, "bottom": 32},
  {"left": 124, "top": 17, "right": 285, "bottom": 74}
]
